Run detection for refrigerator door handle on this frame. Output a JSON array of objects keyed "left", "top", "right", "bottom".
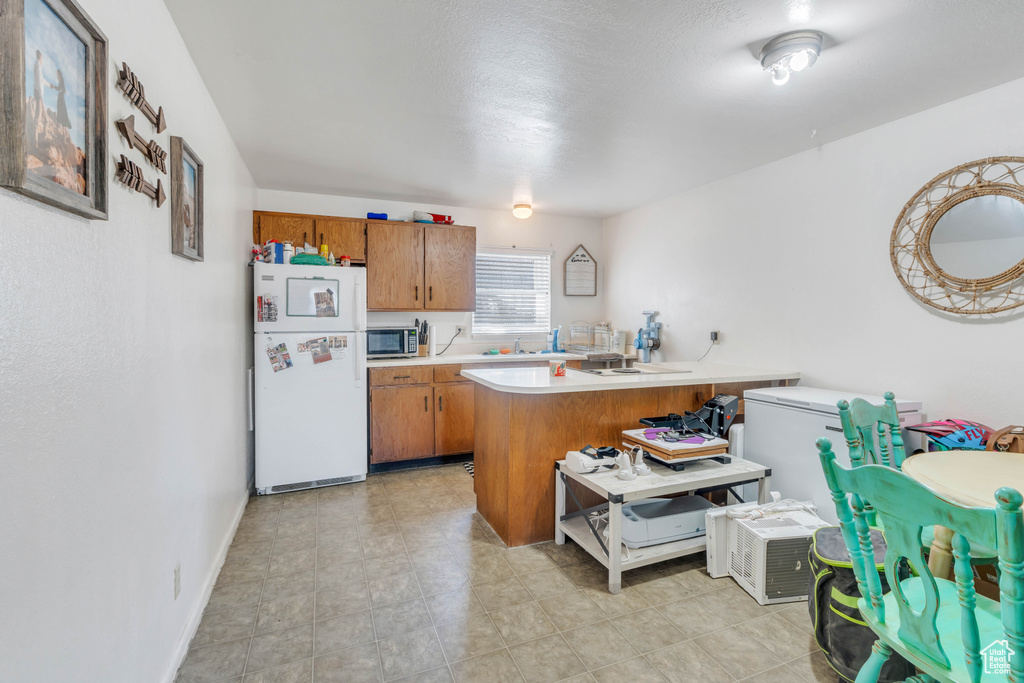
[
  {"left": 353, "top": 280, "right": 363, "bottom": 331},
  {"left": 248, "top": 367, "right": 254, "bottom": 431},
  {"left": 353, "top": 334, "right": 361, "bottom": 389}
]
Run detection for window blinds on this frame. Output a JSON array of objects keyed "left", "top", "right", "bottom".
[{"left": 473, "top": 250, "right": 551, "bottom": 335}]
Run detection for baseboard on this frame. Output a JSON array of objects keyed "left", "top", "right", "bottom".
[{"left": 161, "top": 485, "right": 249, "bottom": 683}]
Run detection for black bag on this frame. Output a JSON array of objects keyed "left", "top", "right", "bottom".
[{"left": 808, "top": 527, "right": 915, "bottom": 683}]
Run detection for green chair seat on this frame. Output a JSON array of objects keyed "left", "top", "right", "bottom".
[{"left": 861, "top": 578, "right": 1007, "bottom": 682}]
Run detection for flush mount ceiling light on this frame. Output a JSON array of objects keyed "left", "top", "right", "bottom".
[
  {"left": 759, "top": 30, "right": 823, "bottom": 85},
  {"left": 512, "top": 203, "right": 533, "bottom": 219}
]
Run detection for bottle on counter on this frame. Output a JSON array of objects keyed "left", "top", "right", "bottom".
[
  {"left": 283, "top": 241, "right": 295, "bottom": 263},
  {"left": 339, "top": 255, "right": 351, "bottom": 267}
]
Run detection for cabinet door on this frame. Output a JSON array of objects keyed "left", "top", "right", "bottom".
[
  {"left": 424, "top": 225, "right": 476, "bottom": 311},
  {"left": 366, "top": 222, "right": 424, "bottom": 310},
  {"left": 434, "top": 383, "right": 475, "bottom": 455},
  {"left": 370, "top": 386, "right": 434, "bottom": 463},
  {"left": 316, "top": 218, "right": 366, "bottom": 261},
  {"left": 257, "top": 213, "right": 315, "bottom": 248}
]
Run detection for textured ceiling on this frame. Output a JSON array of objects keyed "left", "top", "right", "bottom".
[{"left": 164, "top": 0, "right": 1024, "bottom": 217}]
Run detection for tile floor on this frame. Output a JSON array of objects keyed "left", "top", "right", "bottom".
[{"left": 175, "top": 464, "right": 838, "bottom": 683}]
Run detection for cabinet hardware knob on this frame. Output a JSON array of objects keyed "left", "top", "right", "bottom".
[
  {"left": 424, "top": 395, "right": 428, "bottom": 411},
  {"left": 439, "top": 396, "right": 443, "bottom": 411},
  {"left": 429, "top": 286, "right": 433, "bottom": 301},
  {"left": 394, "top": 375, "right": 411, "bottom": 379},
  {"left": 415, "top": 285, "right": 418, "bottom": 301}
]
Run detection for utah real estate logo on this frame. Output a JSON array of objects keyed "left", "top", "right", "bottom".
[{"left": 982, "top": 639, "right": 1014, "bottom": 675}]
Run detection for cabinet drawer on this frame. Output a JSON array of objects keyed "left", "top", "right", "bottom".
[
  {"left": 369, "top": 366, "right": 432, "bottom": 386},
  {"left": 433, "top": 364, "right": 471, "bottom": 384}
]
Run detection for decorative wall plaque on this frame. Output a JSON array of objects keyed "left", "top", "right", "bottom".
[
  {"left": 115, "top": 153, "right": 164, "bottom": 206},
  {"left": 564, "top": 244, "right": 597, "bottom": 296},
  {"left": 115, "top": 114, "right": 166, "bottom": 172},
  {"left": 116, "top": 62, "right": 166, "bottom": 132}
]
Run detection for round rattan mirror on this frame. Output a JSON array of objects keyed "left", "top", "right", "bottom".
[{"left": 890, "top": 156, "right": 1024, "bottom": 314}]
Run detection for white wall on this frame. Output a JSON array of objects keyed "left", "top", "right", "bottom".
[
  {"left": 604, "top": 76, "right": 1024, "bottom": 426},
  {"left": 257, "top": 190, "right": 607, "bottom": 351},
  {"left": 0, "top": 0, "right": 256, "bottom": 680}
]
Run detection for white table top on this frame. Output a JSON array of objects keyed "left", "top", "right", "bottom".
[
  {"left": 558, "top": 457, "right": 770, "bottom": 501},
  {"left": 461, "top": 361, "right": 799, "bottom": 394},
  {"left": 903, "top": 451, "right": 1024, "bottom": 509},
  {"left": 366, "top": 352, "right": 587, "bottom": 368}
]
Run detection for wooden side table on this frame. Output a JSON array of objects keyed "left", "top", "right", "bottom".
[{"left": 554, "top": 457, "right": 772, "bottom": 593}]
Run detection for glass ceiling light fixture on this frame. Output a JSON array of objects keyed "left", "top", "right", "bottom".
[
  {"left": 759, "top": 30, "right": 823, "bottom": 86},
  {"left": 512, "top": 203, "right": 533, "bottom": 219}
]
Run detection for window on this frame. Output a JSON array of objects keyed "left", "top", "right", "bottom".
[{"left": 473, "top": 249, "right": 551, "bottom": 335}]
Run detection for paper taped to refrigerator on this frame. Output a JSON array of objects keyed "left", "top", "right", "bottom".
[{"left": 266, "top": 343, "right": 293, "bottom": 372}]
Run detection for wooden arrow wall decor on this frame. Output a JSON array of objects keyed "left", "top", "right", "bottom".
[
  {"left": 115, "top": 115, "right": 167, "bottom": 173},
  {"left": 116, "top": 155, "right": 166, "bottom": 207},
  {"left": 116, "top": 62, "right": 167, "bottom": 133}
]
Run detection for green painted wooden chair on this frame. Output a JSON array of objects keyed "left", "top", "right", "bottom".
[{"left": 817, "top": 436, "right": 1024, "bottom": 683}]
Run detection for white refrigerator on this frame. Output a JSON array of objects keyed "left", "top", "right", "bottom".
[
  {"left": 742, "top": 386, "right": 924, "bottom": 524},
  {"left": 253, "top": 263, "right": 367, "bottom": 494}
]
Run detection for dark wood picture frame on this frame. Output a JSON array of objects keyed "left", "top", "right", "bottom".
[
  {"left": 170, "top": 136, "right": 203, "bottom": 261},
  {"left": 0, "top": 0, "right": 108, "bottom": 219}
]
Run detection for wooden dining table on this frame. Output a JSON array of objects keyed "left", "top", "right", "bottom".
[{"left": 902, "top": 450, "right": 1024, "bottom": 577}]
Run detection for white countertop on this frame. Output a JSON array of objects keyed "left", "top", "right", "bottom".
[
  {"left": 366, "top": 352, "right": 588, "bottom": 368},
  {"left": 460, "top": 361, "right": 800, "bottom": 394}
]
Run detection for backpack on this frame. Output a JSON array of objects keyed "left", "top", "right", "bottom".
[{"left": 808, "top": 527, "right": 915, "bottom": 683}]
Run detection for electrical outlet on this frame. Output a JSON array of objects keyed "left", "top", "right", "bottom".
[
  {"left": 710, "top": 330, "right": 720, "bottom": 344},
  {"left": 174, "top": 563, "right": 181, "bottom": 600}
]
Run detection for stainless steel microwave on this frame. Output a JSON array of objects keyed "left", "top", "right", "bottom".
[{"left": 366, "top": 327, "right": 418, "bottom": 358}]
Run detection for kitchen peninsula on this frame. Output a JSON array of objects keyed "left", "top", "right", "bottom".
[{"left": 461, "top": 361, "right": 800, "bottom": 547}]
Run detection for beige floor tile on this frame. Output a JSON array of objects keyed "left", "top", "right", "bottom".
[
  {"left": 610, "top": 608, "right": 685, "bottom": 653},
  {"left": 501, "top": 546, "right": 560, "bottom": 575},
  {"left": 361, "top": 533, "right": 408, "bottom": 560},
  {"left": 393, "top": 666, "right": 454, "bottom": 682},
  {"left": 645, "top": 641, "right": 732, "bottom": 683},
  {"left": 417, "top": 566, "right": 471, "bottom": 596},
  {"left": 263, "top": 569, "right": 316, "bottom": 602},
  {"left": 461, "top": 551, "right": 516, "bottom": 584},
  {"left": 558, "top": 562, "right": 608, "bottom": 589},
  {"left": 267, "top": 547, "right": 317, "bottom": 578},
  {"left": 737, "top": 664, "right": 799, "bottom": 683},
  {"left": 474, "top": 576, "right": 534, "bottom": 611},
  {"left": 314, "top": 642, "right": 381, "bottom": 683},
  {"left": 423, "top": 586, "right": 486, "bottom": 625},
  {"left": 225, "top": 540, "right": 274, "bottom": 567},
  {"left": 695, "top": 584, "right": 775, "bottom": 625},
  {"left": 626, "top": 572, "right": 696, "bottom": 606},
  {"left": 316, "top": 559, "right": 366, "bottom": 590},
  {"left": 368, "top": 571, "right": 422, "bottom": 607},
  {"left": 407, "top": 544, "right": 459, "bottom": 573},
  {"left": 786, "top": 650, "right": 837, "bottom": 683},
  {"left": 537, "top": 541, "right": 591, "bottom": 567},
  {"left": 373, "top": 598, "right": 434, "bottom": 640},
  {"left": 217, "top": 556, "right": 270, "bottom": 586},
  {"left": 435, "top": 614, "right": 506, "bottom": 662},
  {"left": 654, "top": 596, "right": 731, "bottom": 639},
  {"left": 243, "top": 658, "right": 312, "bottom": 683},
  {"left": 450, "top": 648, "right": 525, "bottom": 683},
  {"left": 590, "top": 656, "right": 668, "bottom": 683},
  {"left": 280, "top": 490, "right": 318, "bottom": 509},
  {"left": 272, "top": 533, "right": 317, "bottom": 555},
  {"left": 377, "top": 627, "right": 448, "bottom": 681},
  {"left": 177, "top": 637, "right": 251, "bottom": 683},
  {"left": 561, "top": 620, "right": 640, "bottom": 670},
  {"left": 364, "top": 554, "right": 415, "bottom": 579},
  {"left": 314, "top": 609, "right": 375, "bottom": 656},
  {"left": 207, "top": 579, "right": 265, "bottom": 612},
  {"left": 775, "top": 602, "right": 815, "bottom": 636},
  {"left": 246, "top": 623, "right": 314, "bottom": 674},
  {"left": 315, "top": 582, "right": 371, "bottom": 620},
  {"left": 256, "top": 593, "right": 315, "bottom": 634},
  {"left": 537, "top": 590, "right": 606, "bottom": 632},
  {"left": 736, "top": 613, "right": 817, "bottom": 663},
  {"left": 277, "top": 517, "right": 318, "bottom": 538},
  {"left": 278, "top": 505, "right": 317, "bottom": 524},
  {"left": 508, "top": 634, "right": 588, "bottom": 683},
  {"left": 578, "top": 586, "right": 649, "bottom": 618},
  {"left": 520, "top": 568, "right": 577, "bottom": 601},
  {"left": 667, "top": 566, "right": 721, "bottom": 596},
  {"left": 694, "top": 626, "right": 783, "bottom": 679},
  {"left": 489, "top": 601, "right": 558, "bottom": 645}
]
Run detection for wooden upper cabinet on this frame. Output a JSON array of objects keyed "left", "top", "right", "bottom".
[
  {"left": 366, "top": 222, "right": 424, "bottom": 310},
  {"left": 425, "top": 225, "right": 476, "bottom": 311},
  {"left": 434, "top": 383, "right": 475, "bottom": 456},
  {"left": 316, "top": 218, "right": 365, "bottom": 261},
  {"left": 256, "top": 213, "right": 315, "bottom": 248}
]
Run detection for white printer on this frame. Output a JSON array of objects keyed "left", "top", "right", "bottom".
[{"left": 619, "top": 496, "right": 714, "bottom": 548}]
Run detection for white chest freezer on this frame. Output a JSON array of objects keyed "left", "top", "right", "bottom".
[{"left": 742, "top": 386, "right": 924, "bottom": 524}]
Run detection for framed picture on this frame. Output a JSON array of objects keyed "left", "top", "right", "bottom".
[
  {"left": 170, "top": 136, "right": 203, "bottom": 261},
  {"left": 0, "top": 0, "right": 107, "bottom": 219}
]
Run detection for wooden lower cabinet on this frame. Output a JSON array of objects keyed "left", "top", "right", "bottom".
[
  {"left": 369, "top": 386, "right": 434, "bottom": 463},
  {"left": 435, "top": 383, "right": 475, "bottom": 455}
]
